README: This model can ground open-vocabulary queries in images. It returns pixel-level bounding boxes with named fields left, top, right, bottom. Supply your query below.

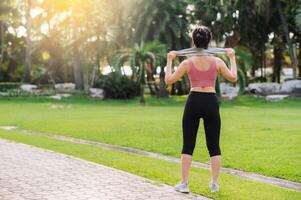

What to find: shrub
left=96, top=72, right=139, bottom=99
left=0, top=89, right=56, bottom=97
left=0, top=82, right=21, bottom=92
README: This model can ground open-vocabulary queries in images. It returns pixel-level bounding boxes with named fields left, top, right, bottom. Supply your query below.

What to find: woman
left=165, top=26, right=237, bottom=193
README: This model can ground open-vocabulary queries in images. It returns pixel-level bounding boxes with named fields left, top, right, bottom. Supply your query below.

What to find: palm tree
left=115, top=42, right=156, bottom=104
left=128, top=0, right=191, bottom=50
left=143, top=41, right=168, bottom=97
left=128, top=0, right=192, bottom=96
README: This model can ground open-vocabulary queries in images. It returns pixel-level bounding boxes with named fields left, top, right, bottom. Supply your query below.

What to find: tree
left=33, top=0, right=118, bottom=89
left=33, top=0, right=70, bottom=83
left=191, top=0, right=269, bottom=78
left=276, top=0, right=297, bottom=78
left=0, top=0, right=12, bottom=74
left=191, top=0, right=237, bottom=44
left=0, top=0, right=25, bottom=82
left=129, top=0, right=191, bottom=50
left=191, top=0, right=300, bottom=82
left=290, top=0, right=301, bottom=77
left=142, top=41, right=168, bottom=97
left=115, top=42, right=156, bottom=104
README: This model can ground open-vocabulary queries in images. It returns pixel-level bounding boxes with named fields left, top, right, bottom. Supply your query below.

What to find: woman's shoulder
left=211, top=56, right=225, bottom=63
left=180, top=58, right=192, bottom=66
left=210, top=56, right=224, bottom=72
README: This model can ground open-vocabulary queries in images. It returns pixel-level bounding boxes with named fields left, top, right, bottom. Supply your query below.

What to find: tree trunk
left=0, top=21, right=4, bottom=74
left=171, top=83, right=176, bottom=95
left=272, top=39, right=283, bottom=83
left=175, top=81, right=184, bottom=95
left=72, top=44, right=83, bottom=90
left=145, top=71, right=153, bottom=95
left=72, top=22, right=83, bottom=89
left=263, top=50, right=267, bottom=80
left=182, top=76, right=190, bottom=94
left=276, top=0, right=297, bottom=78
left=250, top=49, right=260, bottom=78
left=298, top=42, right=301, bottom=78
left=157, top=66, right=168, bottom=97
left=140, top=84, right=145, bottom=104
left=152, top=73, right=159, bottom=92
left=23, top=0, right=32, bottom=83
left=260, top=48, right=264, bottom=78
left=215, top=77, right=221, bottom=97
left=91, top=36, right=102, bottom=87
left=139, top=63, right=146, bottom=104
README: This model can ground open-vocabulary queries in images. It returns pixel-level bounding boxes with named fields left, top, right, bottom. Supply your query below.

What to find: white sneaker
left=174, top=182, right=190, bottom=193
left=209, top=181, right=219, bottom=192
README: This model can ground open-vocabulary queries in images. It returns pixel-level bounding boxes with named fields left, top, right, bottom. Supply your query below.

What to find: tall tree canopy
left=129, top=0, right=191, bottom=50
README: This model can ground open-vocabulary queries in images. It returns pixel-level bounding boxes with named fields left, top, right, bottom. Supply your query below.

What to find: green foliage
left=235, top=46, right=253, bottom=93
left=295, top=0, right=301, bottom=30
left=30, top=64, right=54, bottom=84
left=190, top=0, right=237, bottom=43
left=116, top=43, right=156, bottom=80
left=216, top=46, right=253, bottom=94
left=97, top=72, right=138, bottom=99
left=1, top=0, right=300, bottom=91
left=115, top=42, right=157, bottom=103
left=0, top=89, right=55, bottom=97
left=143, top=40, right=167, bottom=68
left=0, top=82, right=20, bottom=92
left=129, top=0, right=191, bottom=50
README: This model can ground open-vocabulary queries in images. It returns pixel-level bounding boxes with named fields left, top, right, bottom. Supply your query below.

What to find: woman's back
left=187, top=56, right=218, bottom=93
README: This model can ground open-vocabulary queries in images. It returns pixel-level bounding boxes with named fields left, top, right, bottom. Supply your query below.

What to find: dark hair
left=192, top=26, right=212, bottom=49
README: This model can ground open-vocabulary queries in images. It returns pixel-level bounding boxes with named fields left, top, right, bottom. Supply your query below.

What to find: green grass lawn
left=0, top=129, right=300, bottom=200
left=0, top=95, right=300, bottom=183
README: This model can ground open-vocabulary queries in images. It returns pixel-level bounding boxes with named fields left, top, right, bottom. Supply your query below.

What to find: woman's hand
left=167, top=51, right=177, bottom=61
left=226, top=48, right=235, bottom=60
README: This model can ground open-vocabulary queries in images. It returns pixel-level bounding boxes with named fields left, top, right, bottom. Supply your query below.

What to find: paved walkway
left=0, top=138, right=209, bottom=200
left=14, top=127, right=301, bottom=191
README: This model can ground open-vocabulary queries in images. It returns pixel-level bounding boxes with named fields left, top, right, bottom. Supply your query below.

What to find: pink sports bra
left=187, top=59, right=218, bottom=88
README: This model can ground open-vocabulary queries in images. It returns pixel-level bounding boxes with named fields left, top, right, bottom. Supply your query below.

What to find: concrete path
left=0, top=138, right=209, bottom=200
left=14, top=127, right=301, bottom=191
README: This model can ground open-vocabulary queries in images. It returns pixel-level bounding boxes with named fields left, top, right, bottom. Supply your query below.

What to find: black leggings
left=182, top=91, right=221, bottom=157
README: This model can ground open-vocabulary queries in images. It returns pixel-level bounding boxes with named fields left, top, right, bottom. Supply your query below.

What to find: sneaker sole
left=210, top=188, right=219, bottom=193
left=175, top=188, right=190, bottom=194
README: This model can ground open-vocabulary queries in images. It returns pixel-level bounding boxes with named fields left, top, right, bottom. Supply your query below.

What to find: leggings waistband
left=189, top=91, right=217, bottom=96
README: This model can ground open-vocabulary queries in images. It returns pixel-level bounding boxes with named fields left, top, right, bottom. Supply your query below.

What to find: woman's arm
left=165, top=51, right=188, bottom=85
left=217, top=48, right=237, bottom=83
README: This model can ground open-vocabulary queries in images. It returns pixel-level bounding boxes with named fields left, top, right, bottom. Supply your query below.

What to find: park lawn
left=0, top=95, right=300, bottom=182
left=0, top=129, right=300, bottom=200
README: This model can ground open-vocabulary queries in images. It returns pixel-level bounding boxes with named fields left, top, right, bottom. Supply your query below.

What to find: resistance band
left=175, top=47, right=227, bottom=57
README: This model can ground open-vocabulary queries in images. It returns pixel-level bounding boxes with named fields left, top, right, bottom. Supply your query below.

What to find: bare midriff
left=190, top=86, right=216, bottom=93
